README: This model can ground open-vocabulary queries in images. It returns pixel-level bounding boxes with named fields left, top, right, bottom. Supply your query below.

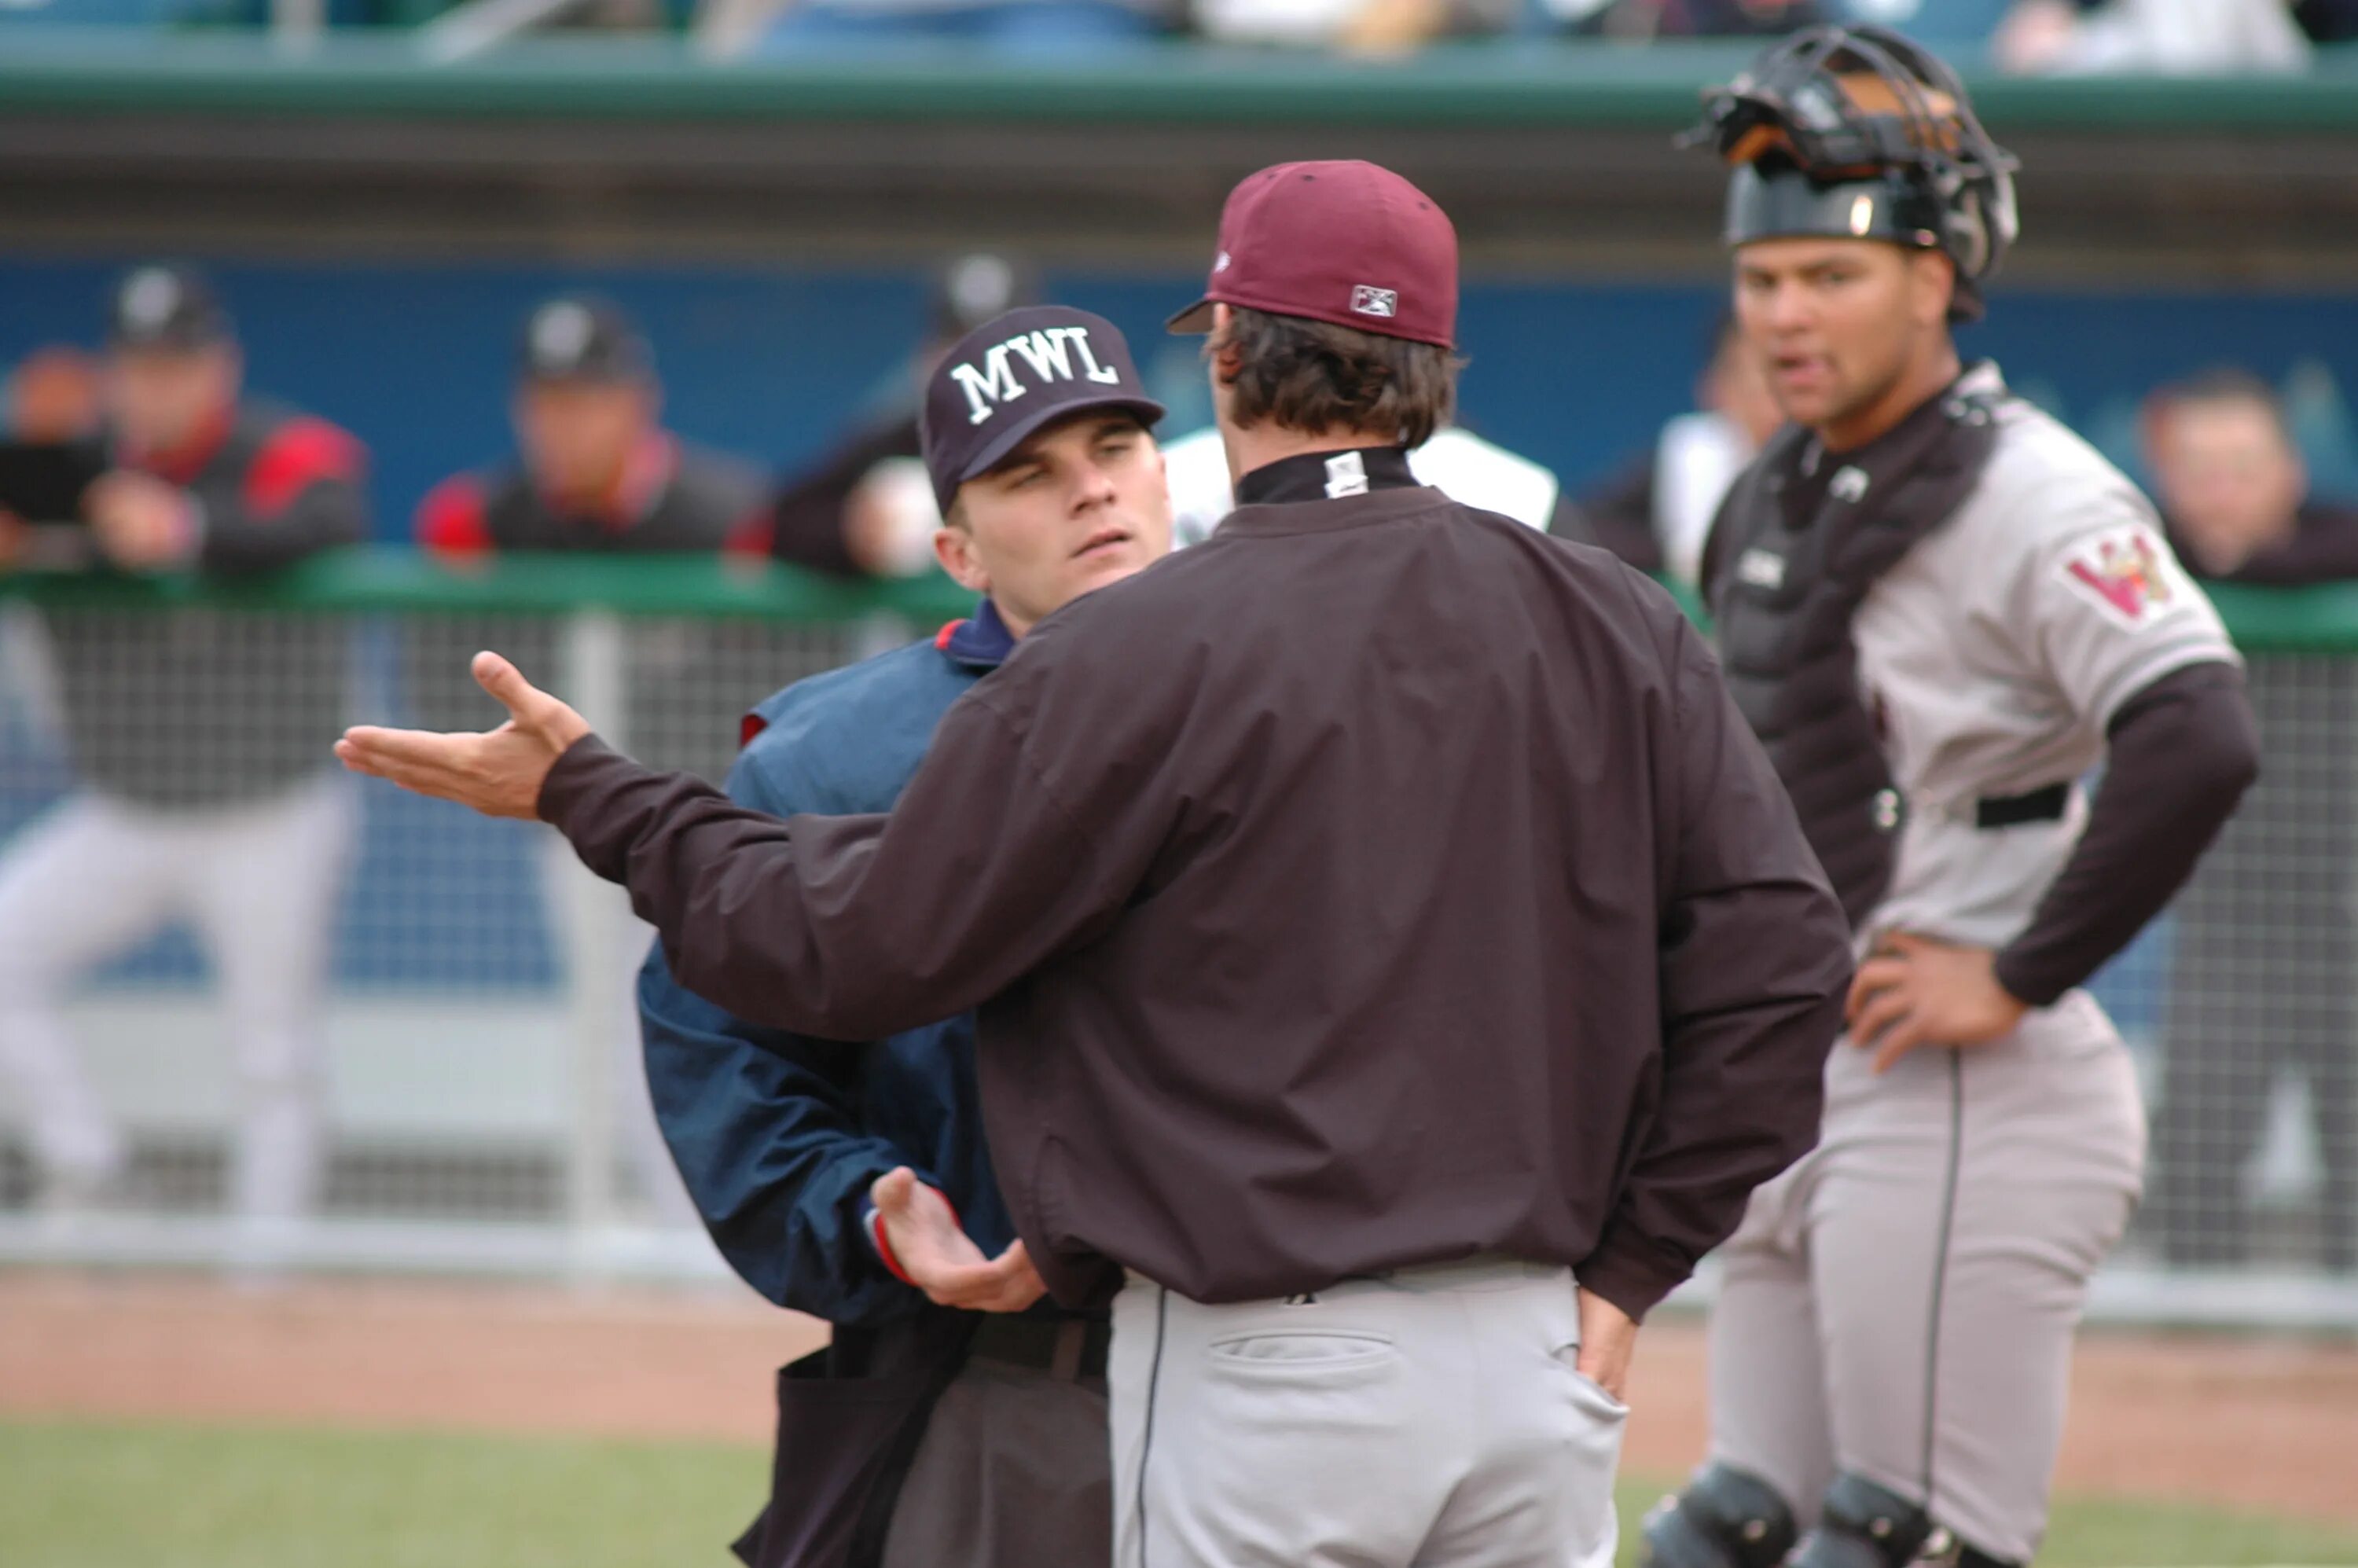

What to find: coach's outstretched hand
left=334, top=652, right=592, bottom=821
left=871, top=1166, right=1049, bottom=1314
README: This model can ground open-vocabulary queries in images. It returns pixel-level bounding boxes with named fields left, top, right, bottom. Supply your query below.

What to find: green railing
left=5, top=34, right=2358, bottom=134
left=0, top=549, right=979, bottom=623
left=3, top=549, right=2354, bottom=653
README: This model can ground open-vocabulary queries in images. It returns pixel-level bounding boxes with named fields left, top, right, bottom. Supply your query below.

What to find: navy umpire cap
left=108, top=265, right=233, bottom=351
left=920, top=305, right=1165, bottom=512
left=519, top=296, right=653, bottom=384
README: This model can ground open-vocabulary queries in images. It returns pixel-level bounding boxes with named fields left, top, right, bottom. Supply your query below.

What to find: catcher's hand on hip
left=1846, top=931, right=2027, bottom=1074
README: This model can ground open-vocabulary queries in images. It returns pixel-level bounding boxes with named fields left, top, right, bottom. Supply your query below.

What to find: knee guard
left=1785, top=1474, right=1949, bottom=1568
left=1638, top=1463, right=1799, bottom=1568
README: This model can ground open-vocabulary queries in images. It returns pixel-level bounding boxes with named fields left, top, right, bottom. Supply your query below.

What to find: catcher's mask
left=1684, top=26, right=2019, bottom=323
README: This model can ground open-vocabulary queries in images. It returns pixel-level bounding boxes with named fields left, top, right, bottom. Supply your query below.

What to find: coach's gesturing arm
left=1577, top=611, right=1855, bottom=1324
left=338, top=646, right=1157, bottom=1042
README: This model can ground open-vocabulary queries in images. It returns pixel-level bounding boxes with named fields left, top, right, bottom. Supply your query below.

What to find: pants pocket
left=1550, top=1344, right=1632, bottom=1421
left=1206, top=1329, right=1398, bottom=1376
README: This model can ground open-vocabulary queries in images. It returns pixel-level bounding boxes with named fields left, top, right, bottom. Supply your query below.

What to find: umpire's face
left=1734, top=236, right=1954, bottom=441
left=935, top=411, right=1171, bottom=637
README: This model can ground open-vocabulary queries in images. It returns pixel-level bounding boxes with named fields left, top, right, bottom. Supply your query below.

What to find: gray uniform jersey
left=1860, top=363, right=2239, bottom=949
left=1704, top=363, right=2231, bottom=1563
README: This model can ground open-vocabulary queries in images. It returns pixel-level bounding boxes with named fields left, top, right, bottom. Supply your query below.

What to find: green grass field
left=4, top=1419, right=2355, bottom=1568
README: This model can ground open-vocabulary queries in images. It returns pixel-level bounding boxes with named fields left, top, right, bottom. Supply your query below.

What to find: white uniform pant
left=0, top=774, right=357, bottom=1218
left=1109, top=1258, right=1625, bottom=1568
left=1705, top=990, right=2147, bottom=1562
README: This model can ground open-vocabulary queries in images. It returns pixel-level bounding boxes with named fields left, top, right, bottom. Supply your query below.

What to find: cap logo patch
left=124, top=269, right=181, bottom=331
left=1849, top=193, right=1876, bottom=236
left=948, top=325, right=1122, bottom=426
left=1324, top=451, right=1369, bottom=499
left=1214, top=251, right=1232, bottom=274
left=1350, top=285, right=1398, bottom=320
left=2060, top=528, right=2180, bottom=628
left=533, top=303, right=594, bottom=364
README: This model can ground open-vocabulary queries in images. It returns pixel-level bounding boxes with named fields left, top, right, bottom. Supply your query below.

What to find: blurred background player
left=0, top=347, right=106, bottom=571
left=1647, top=29, right=2258, bottom=1568
left=0, top=264, right=367, bottom=1228
left=765, top=253, right=1038, bottom=578
left=413, top=293, right=767, bottom=1225
left=637, top=303, right=1170, bottom=1568
left=2141, top=369, right=2358, bottom=1272
left=1556, top=311, right=1782, bottom=583
left=416, top=294, right=768, bottom=564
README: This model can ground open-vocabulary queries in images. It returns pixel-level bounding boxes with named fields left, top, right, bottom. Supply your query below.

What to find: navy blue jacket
left=637, top=603, right=1023, bottom=1324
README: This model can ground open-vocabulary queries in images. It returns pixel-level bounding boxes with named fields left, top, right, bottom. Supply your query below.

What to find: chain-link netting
left=0, top=598, right=903, bottom=1258
left=0, top=594, right=2351, bottom=1315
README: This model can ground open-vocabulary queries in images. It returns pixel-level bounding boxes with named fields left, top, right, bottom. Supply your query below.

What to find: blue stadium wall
left=6, top=256, right=2358, bottom=526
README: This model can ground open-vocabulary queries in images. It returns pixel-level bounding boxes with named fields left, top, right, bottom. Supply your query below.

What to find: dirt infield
left=3, top=1271, right=2354, bottom=1525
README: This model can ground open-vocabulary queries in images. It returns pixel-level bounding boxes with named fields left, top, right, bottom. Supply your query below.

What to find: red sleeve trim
left=739, top=711, right=769, bottom=750
left=870, top=1184, right=960, bottom=1288
left=416, top=474, right=494, bottom=560
left=243, top=417, right=365, bottom=520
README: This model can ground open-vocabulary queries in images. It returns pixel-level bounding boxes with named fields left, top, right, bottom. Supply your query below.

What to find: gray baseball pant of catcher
left=1705, top=991, right=2146, bottom=1562
left=1108, top=1256, right=1626, bottom=1568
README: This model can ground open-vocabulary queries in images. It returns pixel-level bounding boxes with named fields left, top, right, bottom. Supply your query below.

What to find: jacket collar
left=935, top=596, right=1019, bottom=670
left=1234, top=445, right=1421, bottom=507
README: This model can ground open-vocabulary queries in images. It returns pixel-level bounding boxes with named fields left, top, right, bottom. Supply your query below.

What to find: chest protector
left=1704, top=382, right=2002, bottom=928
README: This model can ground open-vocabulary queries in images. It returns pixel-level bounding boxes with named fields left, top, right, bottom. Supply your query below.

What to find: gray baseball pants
left=1705, top=990, right=2147, bottom=1562
left=1108, top=1256, right=1626, bottom=1568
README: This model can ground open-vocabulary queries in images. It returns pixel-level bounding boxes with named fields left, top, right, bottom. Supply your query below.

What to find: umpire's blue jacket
left=636, top=600, right=1035, bottom=1568
left=637, top=603, right=1019, bottom=1320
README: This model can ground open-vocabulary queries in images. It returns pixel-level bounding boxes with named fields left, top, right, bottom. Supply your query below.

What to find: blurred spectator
left=2148, top=367, right=2358, bottom=582
left=1544, top=0, right=1819, bottom=38
left=1159, top=420, right=1567, bottom=544
left=0, top=349, right=108, bottom=569
left=1192, top=0, right=1512, bottom=50
left=699, top=0, right=1156, bottom=57
left=415, top=296, right=766, bottom=563
left=412, top=294, right=766, bottom=1226
left=766, top=253, right=1035, bottom=578
left=0, top=266, right=367, bottom=1234
left=1993, top=0, right=2308, bottom=72
left=6, top=347, right=102, bottom=446
left=1842, top=0, right=2017, bottom=46
left=2142, top=368, right=2358, bottom=1273
left=1555, top=312, right=1782, bottom=583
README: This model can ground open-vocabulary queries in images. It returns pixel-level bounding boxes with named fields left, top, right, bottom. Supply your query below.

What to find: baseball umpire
left=1642, top=28, right=2261, bottom=1568
left=637, top=304, right=1172, bottom=1568
left=340, top=160, right=1854, bottom=1568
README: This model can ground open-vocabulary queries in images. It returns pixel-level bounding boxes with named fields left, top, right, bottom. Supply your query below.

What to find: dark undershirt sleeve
left=1991, top=659, right=2260, bottom=1008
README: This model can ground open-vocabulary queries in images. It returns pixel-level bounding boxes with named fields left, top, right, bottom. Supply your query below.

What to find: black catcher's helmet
left=1684, top=26, right=2019, bottom=321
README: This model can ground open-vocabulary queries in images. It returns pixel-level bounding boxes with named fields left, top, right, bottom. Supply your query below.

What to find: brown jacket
left=542, top=484, right=1851, bottom=1318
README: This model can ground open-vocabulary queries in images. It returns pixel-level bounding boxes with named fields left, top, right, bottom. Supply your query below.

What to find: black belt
left=1974, top=782, right=2071, bottom=830
left=967, top=1316, right=1111, bottom=1382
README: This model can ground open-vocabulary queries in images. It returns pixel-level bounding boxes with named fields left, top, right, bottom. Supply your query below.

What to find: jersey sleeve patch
left=2057, top=527, right=2184, bottom=629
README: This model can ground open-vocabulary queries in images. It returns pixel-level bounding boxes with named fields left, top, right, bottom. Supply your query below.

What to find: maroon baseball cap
left=1167, top=160, right=1458, bottom=349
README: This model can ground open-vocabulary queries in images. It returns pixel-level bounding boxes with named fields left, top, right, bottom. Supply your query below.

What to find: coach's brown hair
left=1211, top=306, right=1460, bottom=450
